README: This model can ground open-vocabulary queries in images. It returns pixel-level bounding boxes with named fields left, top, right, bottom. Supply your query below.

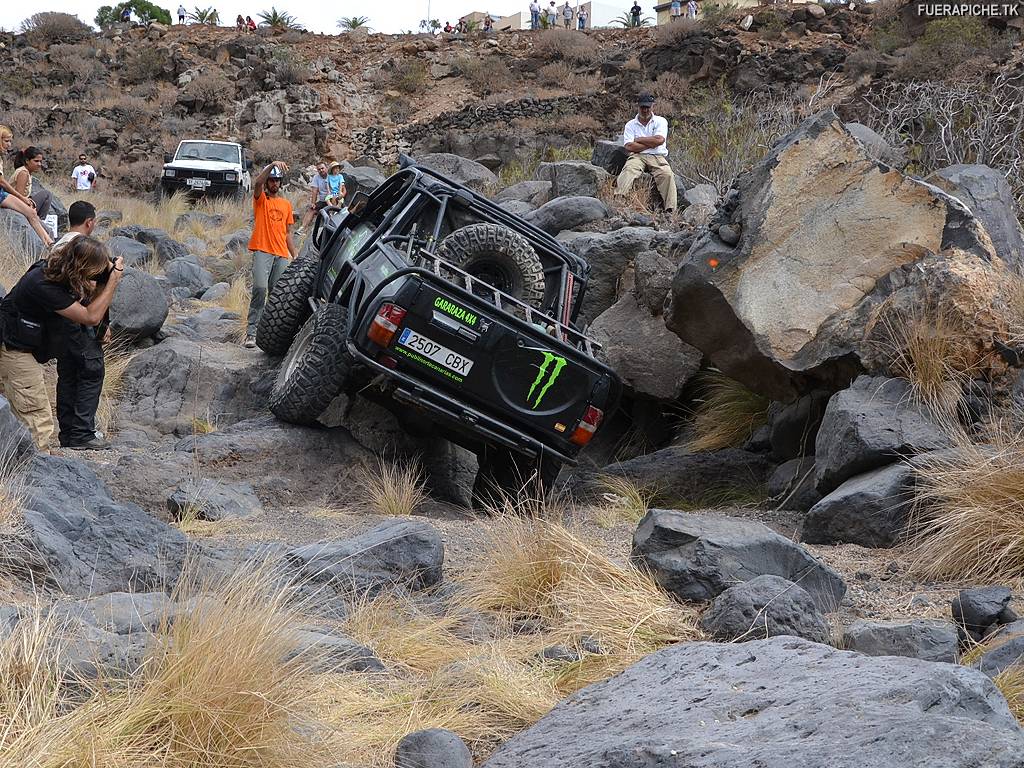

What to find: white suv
left=161, top=140, right=252, bottom=200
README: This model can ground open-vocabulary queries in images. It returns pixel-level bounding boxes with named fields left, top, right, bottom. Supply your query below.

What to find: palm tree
left=258, top=7, right=301, bottom=28
left=337, top=15, right=371, bottom=31
left=189, top=6, right=220, bottom=24
left=610, top=11, right=654, bottom=26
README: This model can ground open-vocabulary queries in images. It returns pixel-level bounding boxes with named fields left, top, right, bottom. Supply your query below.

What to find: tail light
left=570, top=405, right=604, bottom=447
left=368, top=303, right=406, bottom=347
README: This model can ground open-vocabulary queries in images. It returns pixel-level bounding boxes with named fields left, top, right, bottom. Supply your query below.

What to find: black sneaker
left=67, top=437, right=112, bottom=451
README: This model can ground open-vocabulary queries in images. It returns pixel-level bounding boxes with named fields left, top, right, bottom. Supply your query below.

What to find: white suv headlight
left=164, top=169, right=176, bottom=177
left=225, top=173, right=237, bottom=182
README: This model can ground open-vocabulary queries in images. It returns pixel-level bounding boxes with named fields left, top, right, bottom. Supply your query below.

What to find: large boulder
left=3, top=455, right=187, bottom=597
left=571, top=447, right=775, bottom=509
left=928, top=164, right=1024, bottom=273
left=340, top=161, right=387, bottom=197
left=801, top=462, right=914, bottom=548
left=814, top=376, right=952, bottom=493
left=590, top=139, right=628, bottom=175
left=284, top=519, right=444, bottom=594
left=766, top=456, right=820, bottom=512
left=482, top=636, right=1024, bottom=768
left=843, top=619, right=959, bottom=663
left=534, top=161, right=611, bottom=198
left=119, top=338, right=276, bottom=436
left=665, top=112, right=1007, bottom=401
left=632, top=509, right=847, bottom=611
left=970, top=619, right=1024, bottom=677
left=953, top=586, right=1015, bottom=642
left=699, top=574, right=831, bottom=643
left=589, top=279, right=702, bottom=401
left=110, top=267, right=169, bottom=340
left=414, top=153, right=497, bottom=192
left=164, top=257, right=214, bottom=297
left=166, top=477, right=263, bottom=522
left=494, top=180, right=551, bottom=206
left=105, top=235, right=152, bottom=267
left=524, top=195, right=608, bottom=235
left=843, top=122, right=908, bottom=170
left=0, top=208, right=46, bottom=261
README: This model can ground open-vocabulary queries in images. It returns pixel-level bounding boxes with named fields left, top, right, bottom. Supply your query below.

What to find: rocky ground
left=2, top=4, right=1024, bottom=766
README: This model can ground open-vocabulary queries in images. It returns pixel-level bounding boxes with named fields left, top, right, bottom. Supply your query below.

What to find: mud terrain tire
left=436, top=223, right=545, bottom=308
left=256, top=255, right=318, bottom=355
left=268, top=303, right=350, bottom=425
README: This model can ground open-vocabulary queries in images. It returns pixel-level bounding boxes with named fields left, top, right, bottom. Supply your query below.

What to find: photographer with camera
left=0, top=236, right=122, bottom=451
left=52, top=202, right=112, bottom=449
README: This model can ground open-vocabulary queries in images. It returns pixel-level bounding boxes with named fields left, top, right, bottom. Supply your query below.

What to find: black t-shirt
left=2, top=261, right=77, bottom=359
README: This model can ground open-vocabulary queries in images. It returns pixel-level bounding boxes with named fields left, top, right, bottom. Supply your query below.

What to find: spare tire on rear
left=435, top=223, right=545, bottom=309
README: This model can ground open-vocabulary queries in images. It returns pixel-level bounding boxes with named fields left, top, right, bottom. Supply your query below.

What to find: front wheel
left=268, top=303, right=351, bottom=425
left=471, top=446, right=562, bottom=510
left=256, top=255, right=318, bottom=355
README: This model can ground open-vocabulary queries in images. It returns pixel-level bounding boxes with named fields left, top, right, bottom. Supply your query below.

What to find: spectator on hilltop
left=614, top=93, right=677, bottom=214
left=246, top=15, right=257, bottom=31
left=236, top=14, right=246, bottom=30
left=178, top=4, right=187, bottom=23
left=562, top=1, right=573, bottom=27
left=578, top=4, right=588, bottom=27
left=443, top=20, right=454, bottom=32
left=671, top=0, right=681, bottom=20
left=529, top=0, right=541, bottom=28
left=484, top=13, right=493, bottom=31
left=0, top=126, right=53, bottom=248
left=687, top=0, right=698, bottom=17
left=546, top=1, right=558, bottom=27
left=630, top=1, right=642, bottom=25
left=71, top=153, right=97, bottom=193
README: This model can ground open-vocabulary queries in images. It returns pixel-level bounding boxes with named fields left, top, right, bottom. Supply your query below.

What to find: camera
left=94, top=255, right=117, bottom=285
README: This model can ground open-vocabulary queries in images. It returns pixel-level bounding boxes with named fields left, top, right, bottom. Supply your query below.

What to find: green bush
left=702, top=2, right=739, bottom=24
left=95, top=1, right=172, bottom=27
left=896, top=17, right=1005, bottom=79
left=386, top=59, right=428, bottom=95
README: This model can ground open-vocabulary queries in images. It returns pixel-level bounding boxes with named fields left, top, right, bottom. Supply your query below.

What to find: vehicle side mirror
left=245, top=159, right=254, bottom=170
left=164, top=153, right=173, bottom=163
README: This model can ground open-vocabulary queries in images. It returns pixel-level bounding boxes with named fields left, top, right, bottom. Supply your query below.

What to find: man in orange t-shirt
left=245, top=161, right=297, bottom=347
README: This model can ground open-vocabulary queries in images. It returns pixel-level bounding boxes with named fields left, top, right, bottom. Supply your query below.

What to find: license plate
left=398, top=328, right=474, bottom=376
left=187, top=178, right=211, bottom=188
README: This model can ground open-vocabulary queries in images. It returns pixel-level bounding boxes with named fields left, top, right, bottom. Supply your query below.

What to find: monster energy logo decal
left=528, top=352, right=567, bottom=409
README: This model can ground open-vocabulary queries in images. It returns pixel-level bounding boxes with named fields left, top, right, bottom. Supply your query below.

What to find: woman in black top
left=0, top=236, right=123, bottom=450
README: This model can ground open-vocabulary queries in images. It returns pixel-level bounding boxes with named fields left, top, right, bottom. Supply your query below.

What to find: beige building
left=652, top=0, right=809, bottom=25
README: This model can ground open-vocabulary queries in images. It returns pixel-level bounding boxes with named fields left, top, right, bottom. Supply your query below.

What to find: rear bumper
left=347, top=341, right=579, bottom=465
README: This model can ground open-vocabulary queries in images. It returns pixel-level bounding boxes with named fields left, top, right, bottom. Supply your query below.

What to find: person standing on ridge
left=630, top=0, right=642, bottom=25
left=244, top=161, right=296, bottom=348
left=529, top=0, right=541, bottom=28
left=562, top=1, right=574, bottom=28
left=177, top=4, right=187, bottom=23
left=614, top=93, right=677, bottom=214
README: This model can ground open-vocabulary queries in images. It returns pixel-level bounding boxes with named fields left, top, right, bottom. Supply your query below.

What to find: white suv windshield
left=175, top=142, right=240, bottom=164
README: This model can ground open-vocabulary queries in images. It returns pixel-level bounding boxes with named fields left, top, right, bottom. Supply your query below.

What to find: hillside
left=4, top=4, right=1021, bottom=197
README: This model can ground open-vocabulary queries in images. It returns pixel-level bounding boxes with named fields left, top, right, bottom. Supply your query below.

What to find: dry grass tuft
left=910, top=416, right=1024, bottom=581
left=96, top=338, right=135, bottom=435
left=0, top=609, right=65, bottom=752
left=995, top=666, right=1024, bottom=723
left=0, top=229, right=36, bottom=292
left=342, top=593, right=471, bottom=674
left=685, top=371, right=770, bottom=452
left=869, top=299, right=983, bottom=427
left=354, top=458, right=428, bottom=517
left=218, top=274, right=251, bottom=342
left=593, top=474, right=654, bottom=528
left=0, top=442, right=27, bottom=530
left=1, top=564, right=337, bottom=766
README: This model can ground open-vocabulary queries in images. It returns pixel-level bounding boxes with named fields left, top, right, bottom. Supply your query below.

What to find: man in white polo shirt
left=615, top=93, right=677, bottom=213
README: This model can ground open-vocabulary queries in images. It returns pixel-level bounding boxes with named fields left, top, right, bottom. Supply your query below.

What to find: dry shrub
left=559, top=114, right=602, bottom=136
left=909, top=415, right=1024, bottom=581
left=89, top=187, right=191, bottom=234
left=685, top=371, right=771, bottom=452
left=0, top=565, right=336, bottom=766
left=895, top=16, right=1007, bottom=81
left=0, top=229, right=35, bottom=297
left=381, top=59, right=429, bottom=94
left=48, top=42, right=103, bottom=86
left=120, top=47, right=172, bottom=84
left=533, top=28, right=600, bottom=64
left=21, top=12, right=92, bottom=46
left=655, top=17, right=701, bottom=45
left=537, top=61, right=600, bottom=95
left=182, top=72, right=235, bottom=114
left=251, top=136, right=302, bottom=167
left=354, top=458, right=428, bottom=516
left=0, top=609, right=66, bottom=752
left=843, top=48, right=887, bottom=79
left=593, top=474, right=654, bottom=528
left=455, top=56, right=516, bottom=95
left=215, top=275, right=251, bottom=342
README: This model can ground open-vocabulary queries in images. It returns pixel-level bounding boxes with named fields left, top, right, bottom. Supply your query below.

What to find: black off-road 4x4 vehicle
left=256, top=156, right=621, bottom=504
